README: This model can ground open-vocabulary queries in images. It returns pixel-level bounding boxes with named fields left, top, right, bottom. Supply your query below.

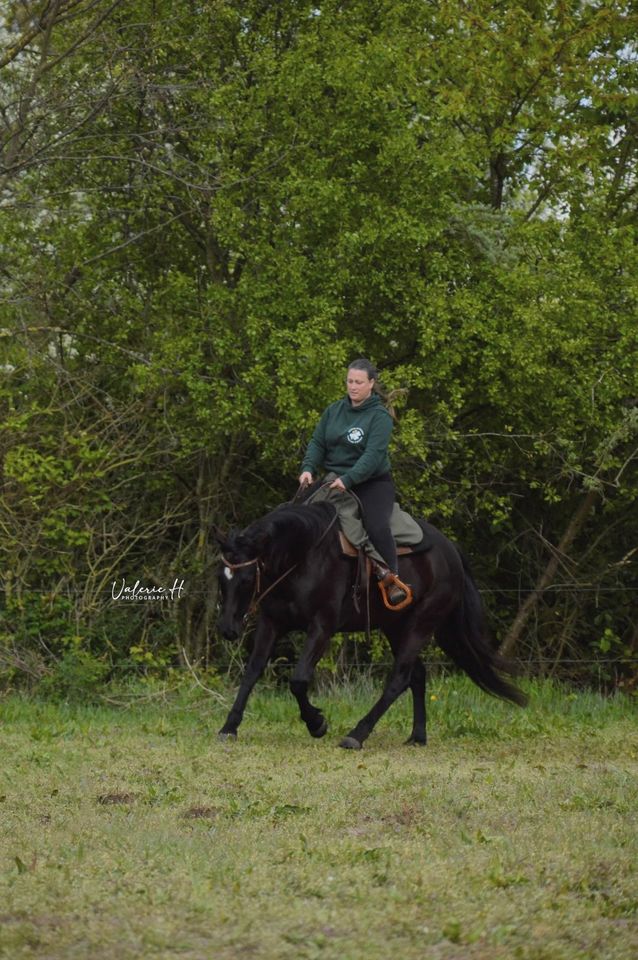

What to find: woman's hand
left=329, top=477, right=346, bottom=492
left=298, top=471, right=314, bottom=487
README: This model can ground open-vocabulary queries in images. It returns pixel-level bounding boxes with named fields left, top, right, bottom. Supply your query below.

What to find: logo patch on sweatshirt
left=346, top=427, right=365, bottom=444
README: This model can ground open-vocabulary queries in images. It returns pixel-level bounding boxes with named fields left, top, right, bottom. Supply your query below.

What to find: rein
left=221, top=511, right=338, bottom=617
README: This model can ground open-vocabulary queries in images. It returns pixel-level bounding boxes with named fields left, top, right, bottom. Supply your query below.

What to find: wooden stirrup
left=377, top=574, right=413, bottom=612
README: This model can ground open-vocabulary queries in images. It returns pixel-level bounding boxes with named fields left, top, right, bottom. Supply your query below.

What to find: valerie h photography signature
left=111, top=577, right=186, bottom=602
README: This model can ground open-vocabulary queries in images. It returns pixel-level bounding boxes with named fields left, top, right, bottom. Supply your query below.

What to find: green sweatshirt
left=301, top=393, right=393, bottom=489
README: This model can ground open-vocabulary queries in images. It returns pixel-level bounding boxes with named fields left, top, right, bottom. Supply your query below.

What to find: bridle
left=220, top=511, right=338, bottom=619
left=219, top=555, right=264, bottom=619
left=219, top=553, right=301, bottom=620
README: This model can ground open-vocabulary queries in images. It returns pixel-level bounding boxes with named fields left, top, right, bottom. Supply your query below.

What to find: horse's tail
left=435, top=550, right=528, bottom=707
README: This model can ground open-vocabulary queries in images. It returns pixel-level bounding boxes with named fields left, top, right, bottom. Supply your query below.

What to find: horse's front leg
left=218, top=617, right=278, bottom=740
left=289, top=618, right=335, bottom=739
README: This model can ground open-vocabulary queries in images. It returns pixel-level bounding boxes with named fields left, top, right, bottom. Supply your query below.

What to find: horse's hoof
left=339, top=736, right=362, bottom=751
left=310, top=717, right=328, bottom=739
left=218, top=731, right=237, bottom=742
left=405, top=736, right=427, bottom=747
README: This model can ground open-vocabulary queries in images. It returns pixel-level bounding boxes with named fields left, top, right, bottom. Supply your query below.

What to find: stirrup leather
left=377, top=573, right=413, bottom=611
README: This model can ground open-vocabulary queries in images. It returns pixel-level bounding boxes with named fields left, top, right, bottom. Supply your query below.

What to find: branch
left=0, top=1, right=111, bottom=70
left=181, top=647, right=227, bottom=703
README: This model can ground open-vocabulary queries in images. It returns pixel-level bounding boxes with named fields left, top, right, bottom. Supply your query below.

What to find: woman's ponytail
left=347, top=358, right=405, bottom=420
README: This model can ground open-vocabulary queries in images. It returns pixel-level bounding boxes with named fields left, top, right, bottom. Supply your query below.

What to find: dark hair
left=347, top=358, right=378, bottom=381
left=347, top=357, right=404, bottom=420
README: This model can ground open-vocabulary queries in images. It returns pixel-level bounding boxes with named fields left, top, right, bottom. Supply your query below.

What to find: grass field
left=0, top=676, right=636, bottom=959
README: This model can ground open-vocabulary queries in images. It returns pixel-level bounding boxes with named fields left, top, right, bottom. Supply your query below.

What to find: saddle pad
left=339, top=520, right=433, bottom=559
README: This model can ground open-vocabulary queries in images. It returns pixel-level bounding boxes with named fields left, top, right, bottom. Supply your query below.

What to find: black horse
left=216, top=501, right=526, bottom=749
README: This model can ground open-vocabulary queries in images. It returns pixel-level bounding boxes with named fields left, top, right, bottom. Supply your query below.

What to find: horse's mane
left=242, top=501, right=336, bottom=571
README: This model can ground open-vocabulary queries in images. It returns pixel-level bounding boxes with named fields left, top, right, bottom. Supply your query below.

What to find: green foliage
left=0, top=0, right=636, bottom=685
left=38, top=648, right=110, bottom=704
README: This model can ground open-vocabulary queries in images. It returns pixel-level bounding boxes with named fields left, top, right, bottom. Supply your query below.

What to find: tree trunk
left=489, top=152, right=507, bottom=209
left=499, top=489, right=599, bottom=658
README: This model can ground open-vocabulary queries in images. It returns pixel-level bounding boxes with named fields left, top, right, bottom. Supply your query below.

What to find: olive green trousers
left=305, top=473, right=423, bottom=565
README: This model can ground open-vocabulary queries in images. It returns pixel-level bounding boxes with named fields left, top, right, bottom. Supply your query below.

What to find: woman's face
left=346, top=368, right=374, bottom=406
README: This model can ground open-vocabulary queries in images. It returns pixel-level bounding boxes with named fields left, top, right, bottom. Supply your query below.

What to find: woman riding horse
left=299, top=358, right=408, bottom=606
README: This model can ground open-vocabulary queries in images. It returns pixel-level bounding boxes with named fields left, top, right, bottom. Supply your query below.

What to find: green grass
left=0, top=676, right=636, bottom=959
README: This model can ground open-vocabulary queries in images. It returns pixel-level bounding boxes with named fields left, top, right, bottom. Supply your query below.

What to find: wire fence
left=1, top=584, right=637, bottom=597
left=2, top=580, right=635, bottom=685
left=265, top=658, right=638, bottom=670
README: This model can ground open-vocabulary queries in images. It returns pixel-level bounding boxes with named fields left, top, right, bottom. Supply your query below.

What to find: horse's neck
left=263, top=507, right=332, bottom=572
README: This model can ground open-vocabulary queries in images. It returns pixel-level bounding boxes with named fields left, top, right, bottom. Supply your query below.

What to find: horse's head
left=215, top=502, right=334, bottom=640
left=215, top=528, right=264, bottom=640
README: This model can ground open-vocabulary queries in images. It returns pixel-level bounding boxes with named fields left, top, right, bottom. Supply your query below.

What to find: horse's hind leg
left=340, top=633, right=425, bottom=750
left=405, top=658, right=427, bottom=746
left=289, top=621, right=334, bottom=738
left=218, top=618, right=278, bottom=740
left=384, top=627, right=427, bottom=746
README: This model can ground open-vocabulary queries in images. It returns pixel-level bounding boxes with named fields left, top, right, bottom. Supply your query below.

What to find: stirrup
left=377, top=572, right=413, bottom=611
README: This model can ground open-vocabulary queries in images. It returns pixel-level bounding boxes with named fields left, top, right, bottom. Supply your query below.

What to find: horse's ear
left=212, top=526, right=228, bottom=549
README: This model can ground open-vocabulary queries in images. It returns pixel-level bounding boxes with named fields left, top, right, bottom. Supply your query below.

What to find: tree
left=1, top=0, right=636, bottom=685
